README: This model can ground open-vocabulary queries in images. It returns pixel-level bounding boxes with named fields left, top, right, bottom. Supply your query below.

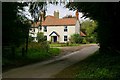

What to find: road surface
left=3, top=44, right=99, bottom=78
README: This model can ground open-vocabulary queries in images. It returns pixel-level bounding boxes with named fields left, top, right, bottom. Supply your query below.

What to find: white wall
left=42, top=25, right=75, bottom=43
left=29, top=25, right=76, bottom=43
left=29, top=28, right=39, bottom=37
left=75, top=20, right=80, bottom=34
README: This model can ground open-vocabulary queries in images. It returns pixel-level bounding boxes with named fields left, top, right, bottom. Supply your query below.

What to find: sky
left=23, top=3, right=89, bottom=22
left=46, top=3, right=89, bottom=22
left=46, top=3, right=82, bottom=18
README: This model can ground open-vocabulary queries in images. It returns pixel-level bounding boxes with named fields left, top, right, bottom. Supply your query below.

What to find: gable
left=49, top=31, right=59, bottom=36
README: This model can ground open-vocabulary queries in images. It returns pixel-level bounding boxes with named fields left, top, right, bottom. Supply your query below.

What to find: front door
left=53, top=36, right=57, bottom=42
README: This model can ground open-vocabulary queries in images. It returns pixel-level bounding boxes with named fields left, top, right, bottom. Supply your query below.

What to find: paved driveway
left=3, top=44, right=99, bottom=78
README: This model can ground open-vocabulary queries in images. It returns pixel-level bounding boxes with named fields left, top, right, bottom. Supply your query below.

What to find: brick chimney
left=76, top=10, right=79, bottom=20
left=54, top=10, right=59, bottom=18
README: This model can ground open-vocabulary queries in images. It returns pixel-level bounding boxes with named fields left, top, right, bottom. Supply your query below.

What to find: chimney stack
left=76, top=10, right=79, bottom=20
left=54, top=10, right=59, bottom=18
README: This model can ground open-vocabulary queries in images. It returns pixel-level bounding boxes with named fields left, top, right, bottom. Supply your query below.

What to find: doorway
left=53, top=36, right=57, bottom=42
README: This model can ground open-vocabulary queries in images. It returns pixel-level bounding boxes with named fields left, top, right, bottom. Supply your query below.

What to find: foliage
left=70, top=34, right=83, bottom=44
left=70, top=20, right=97, bottom=44
left=2, top=2, right=31, bottom=58
left=55, top=51, right=120, bottom=78
left=81, top=20, right=97, bottom=43
left=2, top=1, right=47, bottom=56
left=75, top=51, right=120, bottom=78
left=28, top=36, right=34, bottom=43
left=37, top=32, right=47, bottom=43
left=66, top=2, right=120, bottom=53
left=50, top=43, right=82, bottom=47
left=81, top=20, right=97, bottom=36
left=29, top=41, right=50, bottom=52
left=2, top=2, right=28, bottom=47
left=3, top=42, right=60, bottom=72
left=49, top=48, right=60, bottom=56
left=82, top=37, right=87, bottom=44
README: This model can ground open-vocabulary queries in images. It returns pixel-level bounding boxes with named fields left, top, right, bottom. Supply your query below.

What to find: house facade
left=29, top=10, right=81, bottom=43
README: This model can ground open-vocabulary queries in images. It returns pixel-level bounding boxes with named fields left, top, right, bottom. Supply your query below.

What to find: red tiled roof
left=80, top=31, right=86, bottom=37
left=31, top=16, right=77, bottom=27
left=42, top=16, right=77, bottom=26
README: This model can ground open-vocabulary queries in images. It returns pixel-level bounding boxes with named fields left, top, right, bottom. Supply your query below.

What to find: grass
left=49, top=48, right=61, bottom=56
left=55, top=51, right=120, bottom=79
left=2, top=46, right=60, bottom=72
left=50, top=43, right=82, bottom=47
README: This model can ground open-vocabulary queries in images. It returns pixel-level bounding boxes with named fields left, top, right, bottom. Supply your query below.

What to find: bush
left=28, top=42, right=50, bottom=52
left=82, top=37, right=87, bottom=44
left=37, top=32, right=46, bottom=43
left=24, top=42, right=60, bottom=61
left=28, top=36, right=34, bottom=43
left=3, top=41, right=60, bottom=72
left=85, top=36, right=96, bottom=43
left=70, top=34, right=96, bottom=44
left=70, top=34, right=83, bottom=44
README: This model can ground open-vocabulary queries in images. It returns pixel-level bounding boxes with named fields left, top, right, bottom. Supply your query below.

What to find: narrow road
left=3, top=44, right=99, bottom=78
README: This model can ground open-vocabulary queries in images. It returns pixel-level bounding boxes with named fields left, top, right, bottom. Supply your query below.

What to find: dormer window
left=64, top=26, right=67, bottom=32
left=44, top=26, right=47, bottom=32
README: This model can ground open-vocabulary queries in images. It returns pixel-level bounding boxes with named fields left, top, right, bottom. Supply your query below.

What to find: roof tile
left=31, top=16, right=77, bottom=27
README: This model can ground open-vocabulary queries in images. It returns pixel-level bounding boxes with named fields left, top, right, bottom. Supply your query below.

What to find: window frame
left=44, top=26, right=47, bottom=32
left=64, top=26, right=68, bottom=32
left=64, top=35, right=68, bottom=41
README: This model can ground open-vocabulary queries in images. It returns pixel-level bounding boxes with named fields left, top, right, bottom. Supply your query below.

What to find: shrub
left=85, top=36, right=96, bottom=43
left=37, top=32, right=46, bottom=43
left=70, top=34, right=83, bottom=44
left=28, top=42, right=50, bottom=53
left=82, top=37, right=87, bottom=44
left=28, top=36, right=34, bottom=43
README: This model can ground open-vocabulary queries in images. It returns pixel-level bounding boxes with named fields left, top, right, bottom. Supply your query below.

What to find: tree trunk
left=25, top=27, right=29, bottom=54
left=22, top=47, right=25, bottom=57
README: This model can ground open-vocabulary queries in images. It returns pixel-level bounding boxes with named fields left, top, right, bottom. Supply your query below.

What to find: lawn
left=50, top=43, right=82, bottom=47
left=55, top=51, right=120, bottom=79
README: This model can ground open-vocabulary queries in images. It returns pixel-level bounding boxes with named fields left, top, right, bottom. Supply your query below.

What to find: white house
left=29, top=10, right=81, bottom=43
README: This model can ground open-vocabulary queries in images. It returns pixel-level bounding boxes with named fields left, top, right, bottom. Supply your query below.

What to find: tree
left=81, top=20, right=97, bottom=43
left=81, top=20, right=97, bottom=36
left=2, top=2, right=30, bottom=58
left=66, top=2, right=120, bottom=53
left=2, top=2, right=46, bottom=56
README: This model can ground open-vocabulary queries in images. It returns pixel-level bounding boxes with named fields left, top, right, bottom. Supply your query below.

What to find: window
left=39, top=26, right=42, bottom=30
left=30, top=28, right=32, bottom=31
left=64, top=26, right=67, bottom=32
left=44, top=26, right=47, bottom=32
left=34, top=29, right=35, bottom=32
left=44, top=36, right=47, bottom=41
left=64, top=36, right=67, bottom=41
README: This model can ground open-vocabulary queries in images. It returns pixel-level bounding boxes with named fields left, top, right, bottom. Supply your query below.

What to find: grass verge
left=55, top=51, right=120, bottom=79
left=2, top=47, right=60, bottom=72
left=50, top=43, right=82, bottom=47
